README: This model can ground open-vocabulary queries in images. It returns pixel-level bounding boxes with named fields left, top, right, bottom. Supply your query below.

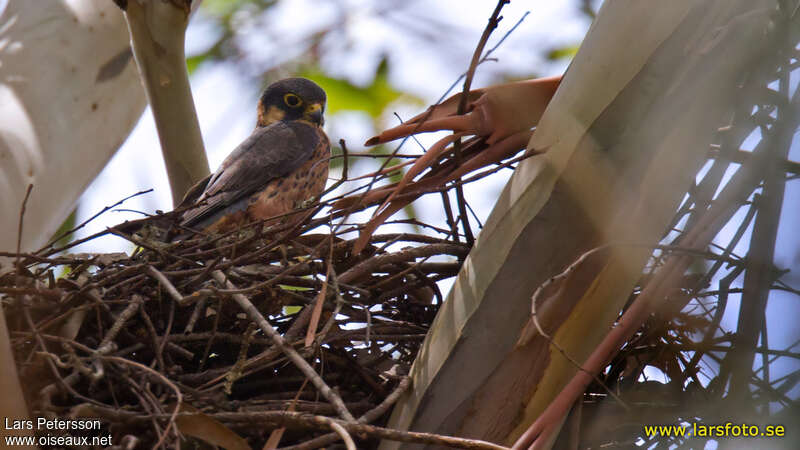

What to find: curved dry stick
left=100, top=356, right=183, bottom=449
left=305, top=261, right=331, bottom=347
left=145, top=266, right=184, bottom=304
left=352, top=198, right=417, bottom=255
left=331, top=184, right=396, bottom=210
left=375, top=132, right=469, bottom=216
left=210, top=270, right=356, bottom=423
left=342, top=243, right=468, bottom=283
left=329, top=421, right=356, bottom=450
left=340, top=132, right=533, bottom=220
left=331, top=137, right=488, bottom=212
left=348, top=159, right=417, bottom=181
left=339, top=130, right=536, bottom=217
left=285, top=377, right=412, bottom=449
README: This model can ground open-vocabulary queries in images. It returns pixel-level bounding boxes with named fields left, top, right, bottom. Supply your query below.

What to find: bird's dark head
left=257, top=78, right=327, bottom=127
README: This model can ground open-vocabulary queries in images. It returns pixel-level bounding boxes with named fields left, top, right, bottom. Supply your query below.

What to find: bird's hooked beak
left=305, top=102, right=325, bottom=126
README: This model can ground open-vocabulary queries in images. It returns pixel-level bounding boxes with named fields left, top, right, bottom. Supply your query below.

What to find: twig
left=275, top=414, right=508, bottom=449
left=210, top=270, right=356, bottom=422
left=138, top=303, right=166, bottom=372
left=328, top=421, right=356, bottom=450
left=41, top=189, right=153, bottom=252
left=146, top=266, right=184, bottom=304
left=305, top=248, right=332, bottom=347
left=451, top=0, right=510, bottom=246
left=339, top=243, right=469, bottom=284
left=97, top=296, right=143, bottom=354
left=166, top=410, right=511, bottom=450
left=524, top=245, right=629, bottom=410
left=225, top=322, right=257, bottom=394
left=319, top=139, right=350, bottom=198
left=284, top=376, right=413, bottom=449
left=513, top=98, right=787, bottom=447
left=100, top=356, right=183, bottom=449
left=16, top=183, right=33, bottom=272
left=183, top=294, right=207, bottom=333
left=457, top=0, right=509, bottom=114
left=22, top=307, right=105, bottom=408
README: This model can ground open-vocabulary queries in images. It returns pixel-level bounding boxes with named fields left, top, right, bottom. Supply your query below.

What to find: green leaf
left=546, top=45, right=580, bottom=61
left=49, top=208, right=77, bottom=248
left=202, top=0, right=275, bottom=18
left=186, top=54, right=210, bottom=75
left=278, top=284, right=312, bottom=292
left=300, top=58, right=422, bottom=118
left=283, top=305, right=302, bottom=315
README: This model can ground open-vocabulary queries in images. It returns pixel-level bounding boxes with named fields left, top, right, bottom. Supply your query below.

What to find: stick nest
left=2, top=186, right=472, bottom=448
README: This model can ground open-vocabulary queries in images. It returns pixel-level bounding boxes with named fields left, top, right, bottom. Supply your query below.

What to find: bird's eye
left=283, top=93, right=302, bottom=108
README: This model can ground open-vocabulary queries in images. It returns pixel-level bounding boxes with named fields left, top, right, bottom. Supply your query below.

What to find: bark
left=380, top=0, right=777, bottom=448
left=122, top=0, right=210, bottom=205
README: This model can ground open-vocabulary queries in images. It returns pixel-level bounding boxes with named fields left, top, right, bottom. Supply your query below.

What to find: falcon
left=177, top=78, right=330, bottom=236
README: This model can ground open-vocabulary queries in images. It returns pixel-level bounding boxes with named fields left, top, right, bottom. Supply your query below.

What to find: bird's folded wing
left=177, top=173, right=213, bottom=208
left=180, top=121, right=320, bottom=229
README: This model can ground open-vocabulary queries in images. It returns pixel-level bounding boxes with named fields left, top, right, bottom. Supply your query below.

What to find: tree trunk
left=381, top=0, right=777, bottom=447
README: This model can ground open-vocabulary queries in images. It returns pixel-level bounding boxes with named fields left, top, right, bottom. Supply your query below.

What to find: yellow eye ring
left=283, top=93, right=302, bottom=108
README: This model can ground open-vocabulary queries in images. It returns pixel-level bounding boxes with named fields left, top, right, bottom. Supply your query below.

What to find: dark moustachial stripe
left=178, top=78, right=330, bottom=236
